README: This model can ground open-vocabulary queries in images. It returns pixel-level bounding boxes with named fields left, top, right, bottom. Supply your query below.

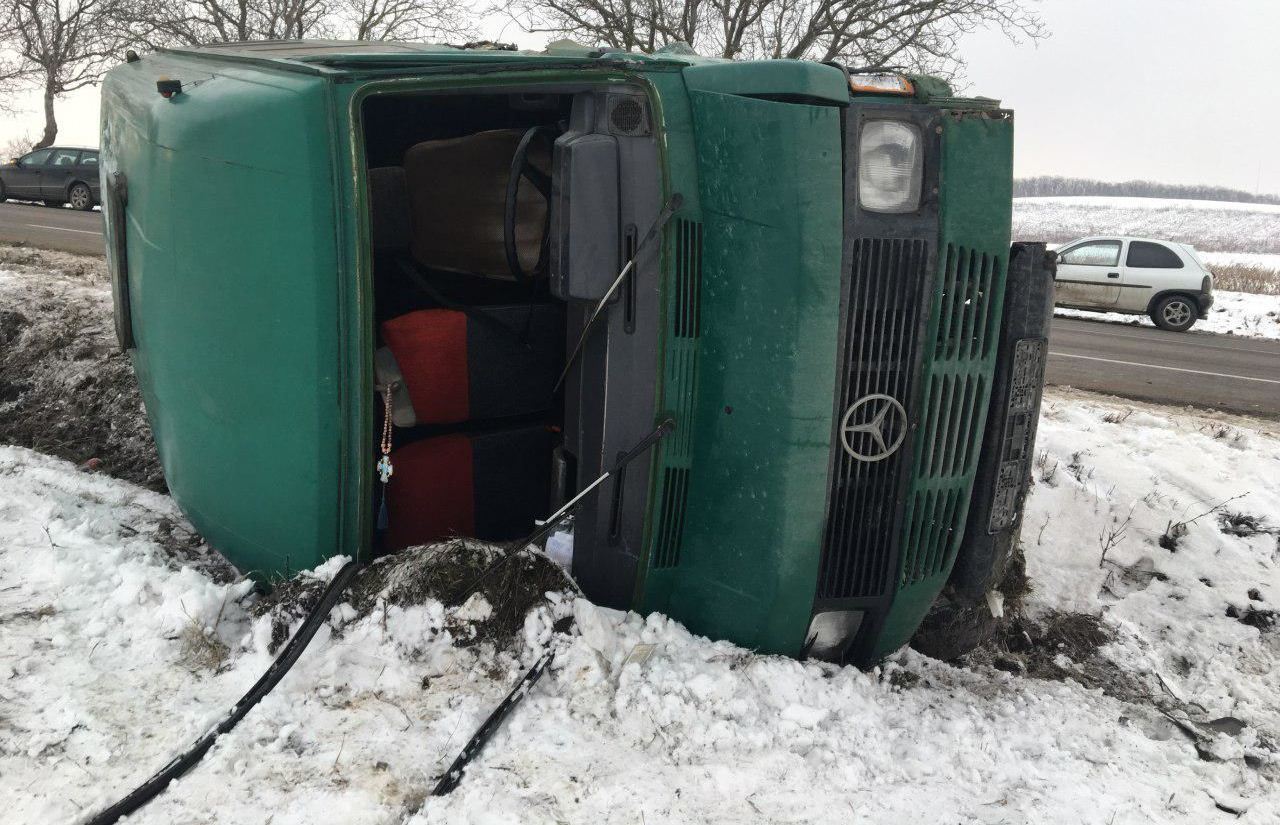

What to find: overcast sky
left=2, top=0, right=1277, bottom=195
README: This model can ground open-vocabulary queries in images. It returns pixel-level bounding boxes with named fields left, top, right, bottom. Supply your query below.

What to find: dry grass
left=179, top=617, right=231, bottom=671
left=1211, top=263, right=1280, bottom=295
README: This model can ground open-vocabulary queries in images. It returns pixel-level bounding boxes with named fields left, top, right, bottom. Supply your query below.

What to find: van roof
left=159, top=39, right=699, bottom=74
left=153, top=41, right=980, bottom=108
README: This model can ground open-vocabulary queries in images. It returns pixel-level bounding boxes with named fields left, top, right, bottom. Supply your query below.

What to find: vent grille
left=935, top=246, right=1000, bottom=360
left=673, top=219, right=703, bottom=338
left=652, top=467, right=690, bottom=567
left=819, top=238, right=930, bottom=599
left=649, top=218, right=704, bottom=570
left=897, top=243, right=1006, bottom=587
left=608, top=96, right=649, bottom=136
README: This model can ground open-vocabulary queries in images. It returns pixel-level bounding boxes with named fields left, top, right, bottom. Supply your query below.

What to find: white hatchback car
left=1053, top=236, right=1214, bottom=331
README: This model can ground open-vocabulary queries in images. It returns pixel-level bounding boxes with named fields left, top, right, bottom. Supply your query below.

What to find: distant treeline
left=1014, top=176, right=1280, bottom=205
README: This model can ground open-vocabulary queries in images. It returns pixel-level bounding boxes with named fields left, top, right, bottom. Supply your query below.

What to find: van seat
left=380, top=303, right=563, bottom=426
left=401, top=129, right=550, bottom=281
left=385, top=425, right=553, bottom=549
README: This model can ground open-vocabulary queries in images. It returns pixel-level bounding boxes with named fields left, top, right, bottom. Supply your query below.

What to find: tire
left=1150, top=294, right=1198, bottom=332
left=68, top=182, right=93, bottom=211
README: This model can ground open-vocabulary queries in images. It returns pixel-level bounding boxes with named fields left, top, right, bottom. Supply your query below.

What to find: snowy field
left=1014, top=196, right=1280, bottom=256
left=1055, top=289, right=1280, bottom=340
left=2, top=388, right=1278, bottom=824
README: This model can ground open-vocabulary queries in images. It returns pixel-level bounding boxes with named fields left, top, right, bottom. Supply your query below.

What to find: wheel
left=68, top=182, right=93, bottom=211
left=1150, top=294, right=1198, bottom=332
left=503, top=125, right=556, bottom=283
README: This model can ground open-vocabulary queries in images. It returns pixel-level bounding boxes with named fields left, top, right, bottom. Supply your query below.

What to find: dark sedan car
left=0, top=146, right=101, bottom=210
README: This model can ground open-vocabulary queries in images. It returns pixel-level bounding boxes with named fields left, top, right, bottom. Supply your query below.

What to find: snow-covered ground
left=1055, top=289, right=1280, bottom=340
left=3, top=388, right=1278, bottom=824
left=1014, top=196, right=1280, bottom=255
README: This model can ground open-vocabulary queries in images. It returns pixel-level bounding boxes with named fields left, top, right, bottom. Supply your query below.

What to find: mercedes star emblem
left=840, top=393, right=907, bottom=462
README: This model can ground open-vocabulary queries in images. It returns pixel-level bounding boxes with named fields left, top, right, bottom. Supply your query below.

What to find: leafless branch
left=497, top=0, right=1045, bottom=75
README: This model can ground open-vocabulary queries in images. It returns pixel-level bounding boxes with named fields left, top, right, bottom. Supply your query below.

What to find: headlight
left=858, top=120, right=922, bottom=213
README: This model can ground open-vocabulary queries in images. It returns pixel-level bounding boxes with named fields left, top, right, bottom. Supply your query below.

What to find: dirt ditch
left=0, top=246, right=164, bottom=491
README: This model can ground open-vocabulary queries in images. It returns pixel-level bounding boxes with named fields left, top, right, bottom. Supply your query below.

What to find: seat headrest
left=367, top=166, right=410, bottom=253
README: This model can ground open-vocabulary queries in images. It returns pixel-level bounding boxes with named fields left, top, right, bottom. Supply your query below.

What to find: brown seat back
left=403, top=129, right=550, bottom=281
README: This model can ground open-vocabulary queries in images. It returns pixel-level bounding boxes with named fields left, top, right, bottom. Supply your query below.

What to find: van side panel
left=102, top=59, right=343, bottom=578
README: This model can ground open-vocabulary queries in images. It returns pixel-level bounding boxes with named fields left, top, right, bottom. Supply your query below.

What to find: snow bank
left=1054, top=290, right=1280, bottom=340
left=3, top=389, right=1279, bottom=823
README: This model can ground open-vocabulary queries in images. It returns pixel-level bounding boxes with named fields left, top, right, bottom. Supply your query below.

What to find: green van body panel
left=102, top=57, right=346, bottom=579
left=102, top=42, right=1020, bottom=664
left=682, top=59, right=851, bottom=104
left=637, top=87, right=843, bottom=655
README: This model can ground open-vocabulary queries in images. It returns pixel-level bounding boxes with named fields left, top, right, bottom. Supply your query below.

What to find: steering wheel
left=504, top=125, right=555, bottom=284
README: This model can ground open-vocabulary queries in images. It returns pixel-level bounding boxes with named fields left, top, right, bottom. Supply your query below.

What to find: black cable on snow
left=431, top=644, right=558, bottom=796
left=86, top=420, right=674, bottom=817
left=84, top=560, right=363, bottom=825
left=428, top=419, right=675, bottom=798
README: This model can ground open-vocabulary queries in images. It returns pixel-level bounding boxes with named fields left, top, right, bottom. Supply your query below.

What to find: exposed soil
left=254, top=539, right=575, bottom=653
left=910, top=540, right=1031, bottom=661
left=0, top=246, right=164, bottom=491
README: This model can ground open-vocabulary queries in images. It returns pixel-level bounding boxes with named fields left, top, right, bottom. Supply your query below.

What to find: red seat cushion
left=381, top=305, right=563, bottom=426
left=385, top=426, right=553, bottom=550
left=386, top=434, right=475, bottom=549
left=382, top=309, right=470, bottom=424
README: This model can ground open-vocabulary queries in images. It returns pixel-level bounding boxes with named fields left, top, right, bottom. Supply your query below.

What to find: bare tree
left=0, top=0, right=133, bottom=148
left=124, top=0, right=332, bottom=46
left=502, top=0, right=1045, bottom=78
left=0, top=130, right=36, bottom=157
left=125, top=0, right=476, bottom=46
left=341, top=0, right=473, bottom=40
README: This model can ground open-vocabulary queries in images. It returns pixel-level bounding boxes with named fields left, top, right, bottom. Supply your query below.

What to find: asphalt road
left=2, top=200, right=1277, bottom=417
left=0, top=201, right=104, bottom=256
left=1047, top=317, right=1280, bottom=419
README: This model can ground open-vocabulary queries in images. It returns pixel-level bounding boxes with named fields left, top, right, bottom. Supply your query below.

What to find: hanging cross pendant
left=377, top=454, right=394, bottom=484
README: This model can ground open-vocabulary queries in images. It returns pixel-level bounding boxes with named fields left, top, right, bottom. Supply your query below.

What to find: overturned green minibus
left=101, top=40, right=1053, bottom=666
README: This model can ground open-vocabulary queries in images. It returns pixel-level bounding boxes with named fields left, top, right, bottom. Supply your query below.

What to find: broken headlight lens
left=858, top=120, right=922, bottom=213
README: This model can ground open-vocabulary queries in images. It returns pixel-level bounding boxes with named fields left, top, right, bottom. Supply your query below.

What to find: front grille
left=935, top=245, right=1000, bottom=360
left=898, top=244, right=1005, bottom=586
left=819, top=238, right=931, bottom=599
